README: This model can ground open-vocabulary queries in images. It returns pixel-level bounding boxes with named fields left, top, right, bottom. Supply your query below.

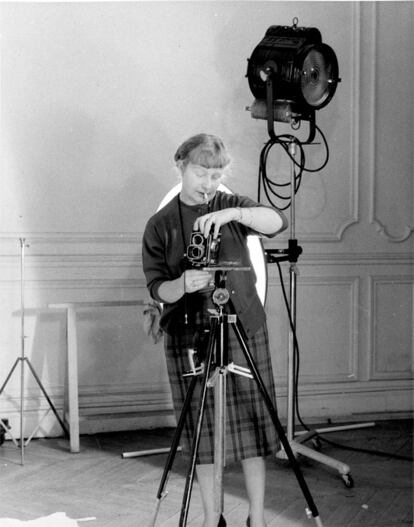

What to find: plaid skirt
left=164, top=313, right=280, bottom=465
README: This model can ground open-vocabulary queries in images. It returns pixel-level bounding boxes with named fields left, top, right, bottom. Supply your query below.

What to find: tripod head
left=212, top=269, right=230, bottom=308
left=208, top=266, right=251, bottom=310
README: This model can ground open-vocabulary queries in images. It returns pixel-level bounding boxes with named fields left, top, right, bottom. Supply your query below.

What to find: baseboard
left=0, top=379, right=412, bottom=439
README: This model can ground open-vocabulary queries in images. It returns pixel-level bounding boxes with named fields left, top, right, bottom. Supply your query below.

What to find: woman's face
left=179, top=162, right=224, bottom=205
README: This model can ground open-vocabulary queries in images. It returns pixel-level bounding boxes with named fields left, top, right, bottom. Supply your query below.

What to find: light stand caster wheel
left=342, top=473, right=354, bottom=488
left=312, top=437, right=322, bottom=451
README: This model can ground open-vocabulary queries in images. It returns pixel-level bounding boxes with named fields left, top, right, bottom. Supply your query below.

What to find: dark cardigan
left=142, top=191, right=276, bottom=338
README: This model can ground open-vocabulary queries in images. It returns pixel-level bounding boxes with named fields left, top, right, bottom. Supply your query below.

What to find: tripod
left=149, top=269, right=323, bottom=527
left=0, top=238, right=68, bottom=465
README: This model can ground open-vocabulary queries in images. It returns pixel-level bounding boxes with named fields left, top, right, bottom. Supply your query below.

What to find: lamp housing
left=247, top=23, right=340, bottom=123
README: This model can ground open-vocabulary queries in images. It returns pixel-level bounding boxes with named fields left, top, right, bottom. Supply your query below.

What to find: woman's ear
left=176, top=160, right=184, bottom=173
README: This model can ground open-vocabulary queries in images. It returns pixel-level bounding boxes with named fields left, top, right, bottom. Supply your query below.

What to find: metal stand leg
left=148, top=319, right=217, bottom=527
left=179, top=317, right=218, bottom=527
left=0, top=356, right=69, bottom=467
left=149, top=315, right=228, bottom=527
left=147, top=374, right=199, bottom=527
left=232, top=319, right=323, bottom=525
left=24, top=357, right=69, bottom=437
left=0, top=239, right=68, bottom=465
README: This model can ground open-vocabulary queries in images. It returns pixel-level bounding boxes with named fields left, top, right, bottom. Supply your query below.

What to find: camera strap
left=177, top=194, right=212, bottom=325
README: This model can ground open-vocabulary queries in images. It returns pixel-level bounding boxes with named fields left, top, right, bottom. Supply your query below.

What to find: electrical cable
left=258, top=124, right=330, bottom=211
left=316, top=434, right=414, bottom=462
left=274, top=261, right=414, bottom=463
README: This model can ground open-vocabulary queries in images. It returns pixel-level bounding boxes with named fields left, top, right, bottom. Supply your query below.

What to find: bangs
left=188, top=145, right=230, bottom=169
left=174, top=133, right=231, bottom=169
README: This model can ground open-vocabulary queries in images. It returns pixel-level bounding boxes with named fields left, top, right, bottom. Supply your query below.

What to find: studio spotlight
left=246, top=18, right=340, bottom=138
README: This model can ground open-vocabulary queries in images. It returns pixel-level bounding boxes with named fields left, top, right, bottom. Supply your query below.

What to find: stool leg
left=67, top=307, right=80, bottom=453
left=63, top=328, right=69, bottom=435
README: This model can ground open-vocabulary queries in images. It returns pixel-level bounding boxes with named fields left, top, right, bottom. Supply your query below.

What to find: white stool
left=48, top=301, right=144, bottom=453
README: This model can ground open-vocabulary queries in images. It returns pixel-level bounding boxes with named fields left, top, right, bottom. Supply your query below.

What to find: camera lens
left=192, top=233, right=204, bottom=246
left=188, top=245, right=204, bottom=260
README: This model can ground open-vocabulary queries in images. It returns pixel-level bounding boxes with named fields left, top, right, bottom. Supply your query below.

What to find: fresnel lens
left=246, top=18, right=340, bottom=140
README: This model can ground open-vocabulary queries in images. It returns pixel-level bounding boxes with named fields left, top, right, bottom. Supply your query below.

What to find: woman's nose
left=202, top=176, right=215, bottom=191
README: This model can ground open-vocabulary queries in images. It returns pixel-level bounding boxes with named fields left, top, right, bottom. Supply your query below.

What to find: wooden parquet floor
left=0, top=419, right=412, bottom=527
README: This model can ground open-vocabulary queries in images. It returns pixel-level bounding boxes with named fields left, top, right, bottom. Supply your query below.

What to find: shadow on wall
left=8, top=297, right=167, bottom=435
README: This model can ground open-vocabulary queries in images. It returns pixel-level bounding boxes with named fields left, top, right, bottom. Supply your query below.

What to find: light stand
left=0, top=238, right=68, bottom=465
left=148, top=269, right=324, bottom=527
left=246, top=21, right=375, bottom=487
left=266, top=143, right=364, bottom=488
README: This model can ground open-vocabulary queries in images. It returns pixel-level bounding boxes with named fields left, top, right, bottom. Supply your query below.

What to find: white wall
left=0, top=1, right=412, bottom=438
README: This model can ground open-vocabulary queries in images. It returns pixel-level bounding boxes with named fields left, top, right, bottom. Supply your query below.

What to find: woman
left=142, top=134, right=287, bottom=527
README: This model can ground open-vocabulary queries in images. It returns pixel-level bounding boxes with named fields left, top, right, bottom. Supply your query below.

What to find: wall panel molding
left=368, top=2, right=414, bottom=243
left=267, top=275, right=360, bottom=384
left=368, top=275, right=414, bottom=380
left=337, top=0, right=361, bottom=243
left=0, top=233, right=141, bottom=259
left=1, top=234, right=413, bottom=269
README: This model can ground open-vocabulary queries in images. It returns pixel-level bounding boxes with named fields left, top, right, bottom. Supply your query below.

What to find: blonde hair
left=174, top=133, right=231, bottom=169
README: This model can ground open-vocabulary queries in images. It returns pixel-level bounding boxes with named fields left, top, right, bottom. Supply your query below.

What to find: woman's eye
left=194, top=169, right=222, bottom=180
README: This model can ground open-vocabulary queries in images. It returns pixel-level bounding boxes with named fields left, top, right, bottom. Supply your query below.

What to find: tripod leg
left=213, top=313, right=228, bottom=520
left=232, top=322, right=322, bottom=524
left=213, top=367, right=225, bottom=520
left=0, top=358, right=20, bottom=395
left=179, top=317, right=218, bottom=527
left=24, top=358, right=69, bottom=437
left=148, top=374, right=198, bottom=527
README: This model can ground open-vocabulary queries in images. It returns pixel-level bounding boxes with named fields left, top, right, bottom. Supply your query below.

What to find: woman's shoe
left=218, top=514, right=226, bottom=527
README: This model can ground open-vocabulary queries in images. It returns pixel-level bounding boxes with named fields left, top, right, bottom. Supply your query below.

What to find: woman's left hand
left=194, top=208, right=238, bottom=238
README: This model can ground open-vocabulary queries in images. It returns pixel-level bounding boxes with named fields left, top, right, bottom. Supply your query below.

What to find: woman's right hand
left=157, top=269, right=215, bottom=303
left=184, top=269, right=214, bottom=293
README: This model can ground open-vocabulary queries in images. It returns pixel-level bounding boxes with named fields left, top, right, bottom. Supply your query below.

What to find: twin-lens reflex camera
left=186, top=230, right=221, bottom=268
